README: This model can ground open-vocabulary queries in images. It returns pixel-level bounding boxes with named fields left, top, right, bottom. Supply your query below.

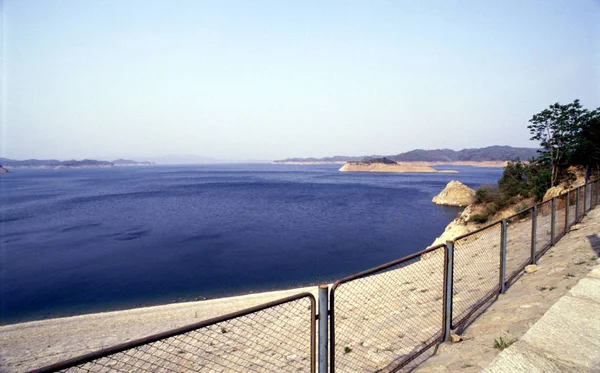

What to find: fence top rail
left=504, top=206, right=534, bottom=221
left=452, top=220, right=501, bottom=242
left=331, top=243, right=445, bottom=292
left=29, top=292, right=316, bottom=373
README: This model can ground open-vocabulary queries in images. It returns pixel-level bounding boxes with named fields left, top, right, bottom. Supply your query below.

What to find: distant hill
left=111, top=159, right=154, bottom=166
left=145, top=154, right=219, bottom=164
left=0, top=158, right=153, bottom=168
left=275, top=146, right=539, bottom=163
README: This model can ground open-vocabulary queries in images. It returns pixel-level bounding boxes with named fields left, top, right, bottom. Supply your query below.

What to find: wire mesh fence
left=504, top=208, right=533, bottom=285
left=535, top=199, right=553, bottom=258
left=554, top=194, right=567, bottom=241
left=578, top=186, right=585, bottom=221
left=34, top=294, right=316, bottom=373
left=330, top=245, right=446, bottom=373
left=451, top=222, right=501, bottom=329
left=567, top=190, right=577, bottom=229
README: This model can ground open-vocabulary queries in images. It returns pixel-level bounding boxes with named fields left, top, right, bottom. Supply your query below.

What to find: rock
left=450, top=334, right=462, bottom=343
left=542, top=173, right=586, bottom=201
left=0, top=165, right=7, bottom=173
left=570, top=224, right=583, bottom=231
left=525, top=265, right=538, bottom=274
left=432, top=181, right=476, bottom=207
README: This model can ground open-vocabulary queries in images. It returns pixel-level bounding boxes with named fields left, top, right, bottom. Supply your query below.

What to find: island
left=0, top=158, right=154, bottom=169
left=339, top=158, right=458, bottom=173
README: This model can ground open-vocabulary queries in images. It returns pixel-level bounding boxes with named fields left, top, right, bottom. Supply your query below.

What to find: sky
left=2, top=0, right=599, bottom=161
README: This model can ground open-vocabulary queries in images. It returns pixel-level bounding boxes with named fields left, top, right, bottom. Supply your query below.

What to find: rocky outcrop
left=543, top=180, right=586, bottom=201
left=432, top=180, right=475, bottom=207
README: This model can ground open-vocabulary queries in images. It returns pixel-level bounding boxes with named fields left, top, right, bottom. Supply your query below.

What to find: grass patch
left=493, top=335, right=517, bottom=350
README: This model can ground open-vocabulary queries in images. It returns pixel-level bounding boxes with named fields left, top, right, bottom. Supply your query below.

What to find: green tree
left=571, top=110, right=600, bottom=178
left=528, top=99, right=590, bottom=186
left=498, top=159, right=529, bottom=198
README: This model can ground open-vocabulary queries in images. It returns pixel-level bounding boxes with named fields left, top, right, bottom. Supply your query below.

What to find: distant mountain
left=275, top=146, right=539, bottom=163
left=111, top=159, right=154, bottom=166
left=0, top=158, right=153, bottom=168
left=145, top=154, right=219, bottom=164
left=389, top=146, right=539, bottom=162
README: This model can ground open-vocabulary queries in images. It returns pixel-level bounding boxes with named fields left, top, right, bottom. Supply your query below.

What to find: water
left=0, top=164, right=503, bottom=324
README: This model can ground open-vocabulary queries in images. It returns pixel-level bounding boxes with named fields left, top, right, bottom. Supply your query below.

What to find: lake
left=0, top=164, right=503, bottom=324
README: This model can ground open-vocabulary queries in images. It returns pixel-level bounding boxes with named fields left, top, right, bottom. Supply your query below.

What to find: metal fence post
left=575, top=187, right=580, bottom=222
left=584, top=183, right=588, bottom=213
left=443, top=241, right=454, bottom=341
left=565, top=191, right=570, bottom=231
left=318, top=285, right=328, bottom=373
left=531, top=205, right=537, bottom=264
left=550, top=198, right=556, bottom=246
left=500, top=220, right=507, bottom=293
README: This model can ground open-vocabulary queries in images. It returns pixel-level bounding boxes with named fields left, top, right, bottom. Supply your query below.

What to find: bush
left=475, top=186, right=489, bottom=203
left=499, top=160, right=529, bottom=198
left=470, top=214, right=489, bottom=223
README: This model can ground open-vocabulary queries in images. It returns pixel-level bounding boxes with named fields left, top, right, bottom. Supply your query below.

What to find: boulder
left=525, top=265, right=538, bottom=274
left=432, top=180, right=476, bottom=207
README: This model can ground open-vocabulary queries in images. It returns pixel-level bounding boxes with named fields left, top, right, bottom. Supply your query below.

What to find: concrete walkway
left=483, top=261, right=600, bottom=372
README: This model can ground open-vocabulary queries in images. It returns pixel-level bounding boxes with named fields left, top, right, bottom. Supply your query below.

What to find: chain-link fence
left=504, top=208, right=533, bottom=286
left=330, top=245, right=446, bottom=373
left=33, top=293, right=316, bottom=373
left=578, top=186, right=585, bottom=221
left=535, top=199, right=553, bottom=258
left=567, top=189, right=577, bottom=229
left=451, top=222, right=501, bottom=329
left=554, top=193, right=567, bottom=241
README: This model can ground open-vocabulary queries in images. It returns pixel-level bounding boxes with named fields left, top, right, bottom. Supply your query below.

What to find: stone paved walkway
left=483, top=260, right=600, bottom=372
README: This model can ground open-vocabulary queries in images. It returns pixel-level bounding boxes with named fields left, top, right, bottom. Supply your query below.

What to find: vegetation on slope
left=470, top=99, right=600, bottom=223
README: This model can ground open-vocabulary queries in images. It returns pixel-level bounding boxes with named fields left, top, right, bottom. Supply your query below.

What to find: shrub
left=499, top=159, right=529, bottom=198
left=475, top=186, right=489, bottom=203
left=470, top=214, right=489, bottom=223
left=475, top=185, right=502, bottom=204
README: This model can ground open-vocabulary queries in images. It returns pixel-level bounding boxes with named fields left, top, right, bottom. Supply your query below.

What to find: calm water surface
left=0, top=164, right=503, bottom=324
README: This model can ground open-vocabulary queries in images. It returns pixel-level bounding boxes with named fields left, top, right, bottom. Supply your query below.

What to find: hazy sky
left=2, top=1, right=599, bottom=161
